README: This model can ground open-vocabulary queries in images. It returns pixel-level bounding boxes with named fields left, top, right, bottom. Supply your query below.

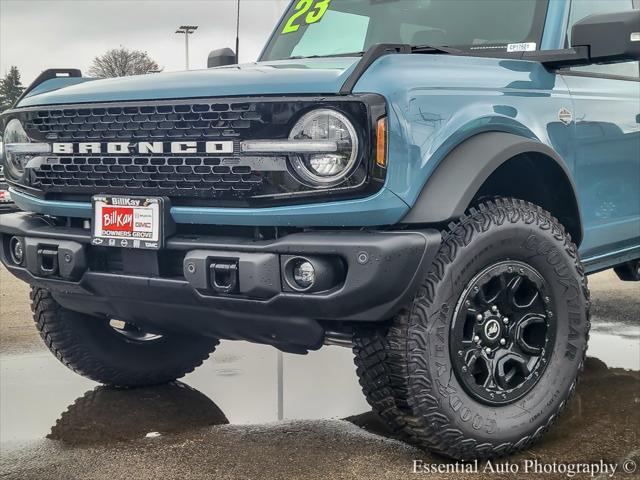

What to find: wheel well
left=472, top=152, right=583, bottom=245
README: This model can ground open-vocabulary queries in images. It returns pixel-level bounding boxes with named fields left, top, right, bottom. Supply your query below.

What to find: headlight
left=289, top=109, right=358, bottom=187
left=2, top=119, right=50, bottom=181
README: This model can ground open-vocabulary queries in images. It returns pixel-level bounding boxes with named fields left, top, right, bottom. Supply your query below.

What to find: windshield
left=262, top=0, right=549, bottom=60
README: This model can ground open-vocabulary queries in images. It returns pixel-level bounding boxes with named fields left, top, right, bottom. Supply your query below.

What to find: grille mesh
left=30, top=156, right=269, bottom=197
left=23, top=101, right=272, bottom=199
left=23, top=102, right=262, bottom=141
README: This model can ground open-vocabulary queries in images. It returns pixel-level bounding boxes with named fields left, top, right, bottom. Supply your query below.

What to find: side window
left=567, top=0, right=639, bottom=79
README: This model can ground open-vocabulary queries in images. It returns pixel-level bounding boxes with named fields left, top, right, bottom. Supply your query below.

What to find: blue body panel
left=353, top=54, right=575, bottom=209
left=23, top=77, right=95, bottom=99
left=6, top=0, right=640, bottom=270
left=10, top=187, right=410, bottom=227
left=560, top=75, right=640, bottom=260
left=17, top=58, right=360, bottom=107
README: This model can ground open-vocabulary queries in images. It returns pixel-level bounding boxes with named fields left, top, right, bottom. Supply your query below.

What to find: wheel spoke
left=495, top=361, right=513, bottom=387
left=466, top=352, right=491, bottom=388
left=495, top=351, right=531, bottom=390
left=491, top=273, right=509, bottom=305
left=515, top=314, right=547, bottom=355
left=475, top=288, right=490, bottom=310
left=506, top=275, right=523, bottom=308
left=483, top=356, right=496, bottom=388
left=507, top=275, right=540, bottom=310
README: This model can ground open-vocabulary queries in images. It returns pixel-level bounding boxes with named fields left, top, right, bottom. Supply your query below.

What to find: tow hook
left=37, top=247, right=59, bottom=276
left=210, top=261, right=239, bottom=294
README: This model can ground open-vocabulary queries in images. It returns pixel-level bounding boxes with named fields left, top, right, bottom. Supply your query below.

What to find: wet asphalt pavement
left=0, top=266, right=638, bottom=479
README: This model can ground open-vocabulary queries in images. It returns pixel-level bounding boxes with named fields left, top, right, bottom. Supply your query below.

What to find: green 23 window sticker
left=282, top=0, right=331, bottom=34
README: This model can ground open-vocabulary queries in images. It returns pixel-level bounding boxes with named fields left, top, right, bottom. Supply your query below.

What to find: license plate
left=92, top=196, right=164, bottom=250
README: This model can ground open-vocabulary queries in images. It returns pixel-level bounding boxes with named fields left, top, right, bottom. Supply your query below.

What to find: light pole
left=235, top=0, right=241, bottom=63
left=175, top=25, right=198, bottom=70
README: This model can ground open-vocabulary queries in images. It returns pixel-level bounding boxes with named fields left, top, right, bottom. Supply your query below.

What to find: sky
left=0, top=0, right=291, bottom=86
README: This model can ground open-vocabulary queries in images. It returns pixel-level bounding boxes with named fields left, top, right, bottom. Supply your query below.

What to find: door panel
left=563, top=75, right=640, bottom=259
left=563, top=0, right=640, bottom=260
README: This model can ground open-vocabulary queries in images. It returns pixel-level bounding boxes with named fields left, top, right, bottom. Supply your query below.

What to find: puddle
left=0, top=269, right=638, bottom=452
left=46, top=382, right=229, bottom=446
left=587, top=327, right=639, bottom=369
left=0, top=342, right=369, bottom=448
left=1, top=323, right=638, bottom=450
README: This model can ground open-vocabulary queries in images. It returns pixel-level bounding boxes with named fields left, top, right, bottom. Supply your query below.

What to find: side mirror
left=571, top=10, right=640, bottom=64
left=207, top=48, right=237, bottom=68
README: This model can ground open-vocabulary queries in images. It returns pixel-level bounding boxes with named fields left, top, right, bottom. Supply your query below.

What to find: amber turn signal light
left=376, top=117, right=387, bottom=168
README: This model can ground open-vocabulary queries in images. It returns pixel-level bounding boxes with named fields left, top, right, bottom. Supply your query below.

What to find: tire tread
left=30, top=287, right=218, bottom=387
left=353, top=197, right=590, bottom=459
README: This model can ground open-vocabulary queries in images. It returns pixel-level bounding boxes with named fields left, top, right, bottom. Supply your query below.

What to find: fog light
left=9, top=237, right=24, bottom=265
left=282, top=255, right=344, bottom=293
left=292, top=260, right=315, bottom=290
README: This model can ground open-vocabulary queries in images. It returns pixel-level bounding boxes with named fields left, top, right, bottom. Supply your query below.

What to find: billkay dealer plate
left=92, top=196, right=167, bottom=250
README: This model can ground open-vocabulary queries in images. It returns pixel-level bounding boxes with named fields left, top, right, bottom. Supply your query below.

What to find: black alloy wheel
left=450, top=261, right=556, bottom=405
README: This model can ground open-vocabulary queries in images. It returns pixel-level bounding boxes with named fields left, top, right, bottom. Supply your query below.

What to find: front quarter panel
left=353, top=54, right=575, bottom=209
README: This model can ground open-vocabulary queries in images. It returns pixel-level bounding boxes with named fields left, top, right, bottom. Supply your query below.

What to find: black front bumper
left=0, top=213, right=441, bottom=352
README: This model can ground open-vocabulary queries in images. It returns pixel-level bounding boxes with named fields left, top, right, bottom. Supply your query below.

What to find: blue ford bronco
left=1, top=0, right=639, bottom=459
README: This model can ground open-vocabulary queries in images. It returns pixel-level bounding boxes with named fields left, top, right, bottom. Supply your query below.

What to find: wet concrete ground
left=0, top=266, right=638, bottom=479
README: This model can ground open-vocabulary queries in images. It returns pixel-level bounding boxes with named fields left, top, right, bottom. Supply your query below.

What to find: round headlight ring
left=289, top=109, right=359, bottom=187
left=3, top=119, right=30, bottom=180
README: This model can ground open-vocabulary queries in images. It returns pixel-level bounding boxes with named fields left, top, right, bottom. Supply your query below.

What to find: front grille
left=23, top=101, right=262, bottom=141
left=9, top=96, right=385, bottom=206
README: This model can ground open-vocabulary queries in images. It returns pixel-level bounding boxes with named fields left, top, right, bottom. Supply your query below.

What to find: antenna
left=235, top=0, right=241, bottom=63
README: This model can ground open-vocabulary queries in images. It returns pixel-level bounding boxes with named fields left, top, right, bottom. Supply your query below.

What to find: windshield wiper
left=287, top=51, right=367, bottom=60
left=286, top=45, right=462, bottom=61
left=287, top=54, right=327, bottom=60
left=410, top=44, right=465, bottom=55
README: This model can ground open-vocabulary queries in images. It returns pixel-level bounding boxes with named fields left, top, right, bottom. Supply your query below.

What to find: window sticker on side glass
left=282, top=0, right=331, bottom=34
left=507, top=42, right=537, bottom=52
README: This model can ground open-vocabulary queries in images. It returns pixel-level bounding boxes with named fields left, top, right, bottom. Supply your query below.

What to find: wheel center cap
left=483, top=319, right=501, bottom=342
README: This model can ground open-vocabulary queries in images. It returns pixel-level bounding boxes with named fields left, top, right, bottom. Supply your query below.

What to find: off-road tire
left=31, top=287, right=219, bottom=387
left=353, top=198, right=590, bottom=459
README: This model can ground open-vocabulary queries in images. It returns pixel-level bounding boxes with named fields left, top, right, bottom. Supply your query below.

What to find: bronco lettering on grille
left=51, top=141, right=235, bottom=155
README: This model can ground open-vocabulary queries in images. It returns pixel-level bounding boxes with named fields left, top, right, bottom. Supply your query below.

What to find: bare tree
left=88, top=47, right=161, bottom=78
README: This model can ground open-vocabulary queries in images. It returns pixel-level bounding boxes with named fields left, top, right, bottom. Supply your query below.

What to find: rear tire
left=613, top=259, right=640, bottom=281
left=31, top=287, right=219, bottom=387
left=353, top=198, right=590, bottom=459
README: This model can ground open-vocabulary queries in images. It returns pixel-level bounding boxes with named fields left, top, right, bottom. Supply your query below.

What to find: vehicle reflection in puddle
left=0, top=272, right=638, bottom=451
left=46, top=382, right=229, bottom=446
left=1, top=327, right=637, bottom=451
left=0, top=341, right=370, bottom=448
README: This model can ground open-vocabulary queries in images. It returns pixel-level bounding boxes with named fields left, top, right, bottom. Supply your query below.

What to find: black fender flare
left=401, top=132, right=583, bottom=242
